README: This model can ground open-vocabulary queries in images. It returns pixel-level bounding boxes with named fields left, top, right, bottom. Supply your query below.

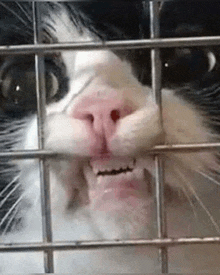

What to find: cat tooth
left=121, top=163, right=127, bottom=170
left=98, top=166, right=107, bottom=173
left=93, top=164, right=104, bottom=174
left=90, top=157, right=135, bottom=176
left=129, top=159, right=136, bottom=169
left=92, top=166, right=99, bottom=175
left=128, top=161, right=132, bottom=169
left=111, top=159, right=122, bottom=170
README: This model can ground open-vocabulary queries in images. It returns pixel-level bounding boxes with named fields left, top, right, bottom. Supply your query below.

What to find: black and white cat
left=1, top=1, right=220, bottom=273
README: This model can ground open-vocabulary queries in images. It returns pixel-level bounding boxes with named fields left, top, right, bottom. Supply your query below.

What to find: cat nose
left=72, top=97, right=134, bottom=139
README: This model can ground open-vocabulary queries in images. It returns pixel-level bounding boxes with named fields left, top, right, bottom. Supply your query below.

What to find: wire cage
left=1, top=0, right=220, bottom=273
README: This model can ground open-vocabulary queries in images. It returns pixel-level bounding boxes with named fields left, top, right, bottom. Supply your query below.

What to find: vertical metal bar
left=32, top=2, right=54, bottom=273
left=149, top=1, right=168, bottom=273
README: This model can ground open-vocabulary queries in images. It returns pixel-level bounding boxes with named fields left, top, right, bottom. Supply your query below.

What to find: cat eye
left=1, top=66, right=36, bottom=104
left=162, top=48, right=218, bottom=85
left=1, top=64, right=59, bottom=101
left=0, top=58, right=68, bottom=117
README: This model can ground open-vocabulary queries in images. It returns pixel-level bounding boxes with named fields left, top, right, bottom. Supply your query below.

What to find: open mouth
left=88, top=157, right=148, bottom=201
left=85, top=157, right=152, bottom=215
left=59, top=156, right=153, bottom=213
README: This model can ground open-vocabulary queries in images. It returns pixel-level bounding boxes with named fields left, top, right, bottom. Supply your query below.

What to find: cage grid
left=1, top=0, right=220, bottom=273
left=150, top=2, right=168, bottom=273
left=33, top=2, right=54, bottom=272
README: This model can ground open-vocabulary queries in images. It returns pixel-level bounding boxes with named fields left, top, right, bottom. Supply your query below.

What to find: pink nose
left=72, top=97, right=134, bottom=139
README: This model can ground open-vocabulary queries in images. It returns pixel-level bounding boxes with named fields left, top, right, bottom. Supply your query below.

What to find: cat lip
left=91, top=186, right=144, bottom=204
left=90, top=176, right=149, bottom=207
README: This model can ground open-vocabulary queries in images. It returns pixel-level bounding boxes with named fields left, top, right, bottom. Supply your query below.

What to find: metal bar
left=150, top=1, right=168, bottom=273
left=0, top=142, right=220, bottom=160
left=1, top=36, right=220, bottom=55
left=33, top=2, right=54, bottom=273
left=0, top=150, right=58, bottom=160
left=1, top=236, right=220, bottom=253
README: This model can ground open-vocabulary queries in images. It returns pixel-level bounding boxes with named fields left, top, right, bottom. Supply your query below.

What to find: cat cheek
left=64, top=163, right=90, bottom=209
left=110, top=105, right=162, bottom=155
left=45, top=114, right=92, bottom=156
left=65, top=185, right=90, bottom=210
left=50, top=159, right=90, bottom=210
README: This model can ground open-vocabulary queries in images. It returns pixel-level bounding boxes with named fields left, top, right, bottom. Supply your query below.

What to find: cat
left=1, top=1, right=220, bottom=273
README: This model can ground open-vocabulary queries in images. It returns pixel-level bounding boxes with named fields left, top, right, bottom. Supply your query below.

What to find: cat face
left=43, top=2, right=220, bottom=238
left=1, top=1, right=220, bottom=272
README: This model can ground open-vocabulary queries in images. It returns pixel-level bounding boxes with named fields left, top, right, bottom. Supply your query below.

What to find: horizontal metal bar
left=1, top=36, right=220, bottom=55
left=5, top=0, right=143, bottom=2
left=1, top=236, right=220, bottom=253
left=0, top=143, right=220, bottom=160
left=151, top=142, right=220, bottom=153
left=0, top=150, right=58, bottom=160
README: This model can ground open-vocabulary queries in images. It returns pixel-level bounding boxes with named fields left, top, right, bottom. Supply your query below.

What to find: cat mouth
left=87, top=157, right=150, bottom=208
left=63, top=156, right=152, bottom=211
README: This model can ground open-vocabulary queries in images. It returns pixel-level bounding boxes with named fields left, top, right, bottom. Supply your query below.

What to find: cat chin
left=48, top=155, right=153, bottom=238
left=89, top=197, right=153, bottom=240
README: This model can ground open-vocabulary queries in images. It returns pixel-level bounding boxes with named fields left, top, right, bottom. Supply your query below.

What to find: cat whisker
left=0, top=2, right=32, bottom=31
left=187, top=184, right=220, bottom=233
left=1, top=205, right=20, bottom=236
left=165, top=159, right=199, bottom=215
left=0, top=179, right=21, bottom=209
left=173, top=166, right=220, bottom=234
left=0, top=194, right=24, bottom=230
left=0, top=174, right=20, bottom=198
left=0, top=168, right=18, bottom=175
left=196, top=170, right=220, bottom=187
left=177, top=177, right=199, bottom=220
left=15, top=2, right=32, bottom=24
